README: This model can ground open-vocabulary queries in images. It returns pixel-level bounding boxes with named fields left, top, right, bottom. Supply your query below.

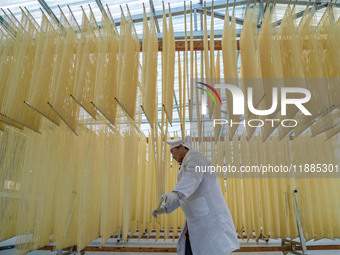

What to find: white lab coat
left=167, top=150, right=240, bottom=255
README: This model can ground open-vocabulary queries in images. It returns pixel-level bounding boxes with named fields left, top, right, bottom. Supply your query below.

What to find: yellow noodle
left=93, top=14, right=119, bottom=125
left=72, top=10, right=98, bottom=119
left=116, top=10, right=140, bottom=120
left=49, top=9, right=80, bottom=134
left=0, top=127, right=27, bottom=241
left=221, top=6, right=240, bottom=140
left=141, top=7, right=158, bottom=128
left=27, top=12, right=60, bottom=125
left=2, top=11, right=41, bottom=132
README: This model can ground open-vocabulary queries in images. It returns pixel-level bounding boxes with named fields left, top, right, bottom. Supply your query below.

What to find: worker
left=152, top=136, right=240, bottom=255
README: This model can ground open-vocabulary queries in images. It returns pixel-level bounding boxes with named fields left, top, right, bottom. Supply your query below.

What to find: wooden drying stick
left=156, top=197, right=166, bottom=212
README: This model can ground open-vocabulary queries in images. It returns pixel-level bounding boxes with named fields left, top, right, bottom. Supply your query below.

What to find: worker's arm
left=172, top=162, right=204, bottom=201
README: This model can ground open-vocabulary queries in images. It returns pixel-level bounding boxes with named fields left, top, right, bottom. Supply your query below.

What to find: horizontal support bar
left=137, top=29, right=245, bottom=40
left=154, top=39, right=240, bottom=51
left=0, top=245, right=15, bottom=251
left=38, top=245, right=340, bottom=253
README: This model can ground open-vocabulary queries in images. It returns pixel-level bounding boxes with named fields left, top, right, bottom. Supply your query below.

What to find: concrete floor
left=1, top=237, right=340, bottom=255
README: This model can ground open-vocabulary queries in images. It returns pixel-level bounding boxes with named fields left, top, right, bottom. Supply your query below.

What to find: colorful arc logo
left=196, top=82, right=222, bottom=106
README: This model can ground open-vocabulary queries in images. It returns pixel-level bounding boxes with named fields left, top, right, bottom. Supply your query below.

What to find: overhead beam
left=217, top=9, right=261, bottom=29
left=0, top=15, right=16, bottom=37
left=173, top=92, right=181, bottom=123
left=37, top=0, right=60, bottom=24
left=196, top=8, right=262, bottom=28
left=95, top=0, right=108, bottom=19
left=103, top=0, right=340, bottom=28
left=68, top=0, right=339, bottom=34
left=199, top=0, right=203, bottom=30
left=109, top=0, right=249, bottom=27
left=258, top=0, right=265, bottom=25
left=149, top=0, right=160, bottom=33
left=194, top=8, right=198, bottom=31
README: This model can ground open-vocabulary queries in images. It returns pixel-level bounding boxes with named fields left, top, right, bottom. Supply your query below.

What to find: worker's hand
left=152, top=205, right=166, bottom=219
left=160, top=192, right=180, bottom=213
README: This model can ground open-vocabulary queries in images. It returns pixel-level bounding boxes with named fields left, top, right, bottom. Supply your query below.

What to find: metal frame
left=37, top=0, right=60, bottom=24
left=196, top=8, right=262, bottom=28
left=256, top=231, right=269, bottom=243
left=281, top=189, right=308, bottom=255
left=95, top=0, right=108, bottom=19
left=194, top=8, right=198, bottom=31
left=1, top=0, right=339, bottom=33
left=53, top=0, right=335, bottom=39
left=276, top=0, right=339, bottom=7
left=258, top=0, right=265, bottom=25
left=0, top=245, right=15, bottom=251
left=102, top=0, right=340, bottom=27
left=116, top=227, right=122, bottom=244
left=0, top=15, right=16, bottom=37
left=109, top=0, right=249, bottom=27
left=173, top=91, right=181, bottom=123
left=149, top=0, right=160, bottom=33
left=56, top=246, right=76, bottom=255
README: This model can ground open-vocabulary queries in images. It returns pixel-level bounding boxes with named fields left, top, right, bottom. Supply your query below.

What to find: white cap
left=166, top=136, right=192, bottom=150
